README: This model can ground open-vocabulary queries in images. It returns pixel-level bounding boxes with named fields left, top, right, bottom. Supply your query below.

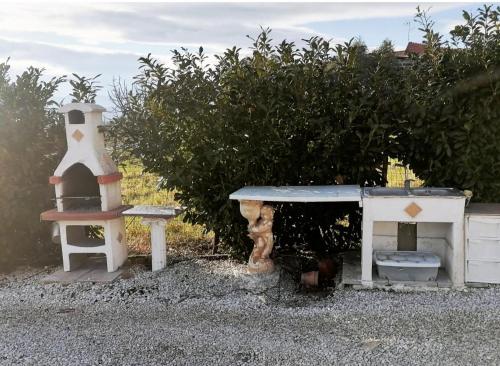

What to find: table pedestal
left=239, top=200, right=275, bottom=274
left=142, top=218, right=168, bottom=271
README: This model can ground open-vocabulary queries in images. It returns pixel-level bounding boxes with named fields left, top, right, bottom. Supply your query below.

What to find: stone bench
left=122, top=205, right=183, bottom=271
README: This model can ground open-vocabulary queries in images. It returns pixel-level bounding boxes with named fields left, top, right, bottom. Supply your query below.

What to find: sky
left=0, top=2, right=489, bottom=110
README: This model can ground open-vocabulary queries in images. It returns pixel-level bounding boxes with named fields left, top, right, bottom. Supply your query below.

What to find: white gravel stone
left=0, top=257, right=499, bottom=365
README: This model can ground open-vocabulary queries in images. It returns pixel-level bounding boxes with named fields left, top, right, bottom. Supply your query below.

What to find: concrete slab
left=77, top=267, right=123, bottom=283
left=341, top=252, right=362, bottom=285
left=41, top=268, right=93, bottom=283
left=41, top=258, right=123, bottom=284
left=464, top=281, right=490, bottom=288
left=436, top=268, right=453, bottom=288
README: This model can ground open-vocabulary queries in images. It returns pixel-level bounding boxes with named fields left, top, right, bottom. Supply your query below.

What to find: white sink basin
left=410, top=188, right=463, bottom=197
left=364, top=188, right=409, bottom=196
left=364, top=187, right=464, bottom=197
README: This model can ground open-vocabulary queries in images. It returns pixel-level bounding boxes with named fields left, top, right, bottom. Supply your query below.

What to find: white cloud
left=0, top=2, right=465, bottom=108
left=0, top=37, right=141, bottom=108
left=8, top=58, right=71, bottom=78
left=0, top=3, right=458, bottom=48
left=440, top=18, right=465, bottom=34
left=0, top=38, right=139, bottom=76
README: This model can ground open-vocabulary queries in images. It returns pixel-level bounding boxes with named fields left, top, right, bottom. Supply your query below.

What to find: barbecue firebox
left=41, top=103, right=130, bottom=272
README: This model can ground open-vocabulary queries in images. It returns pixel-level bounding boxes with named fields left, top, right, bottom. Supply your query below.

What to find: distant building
left=395, top=42, right=425, bottom=66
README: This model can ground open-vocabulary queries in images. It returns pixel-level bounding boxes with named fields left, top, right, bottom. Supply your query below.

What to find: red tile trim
left=40, top=205, right=133, bottom=221
left=49, top=176, right=62, bottom=184
left=97, top=172, right=123, bottom=185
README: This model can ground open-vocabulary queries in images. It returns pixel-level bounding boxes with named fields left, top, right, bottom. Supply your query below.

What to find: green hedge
left=0, top=63, right=66, bottom=270
left=109, top=32, right=407, bottom=257
left=401, top=5, right=500, bottom=202
left=110, top=6, right=499, bottom=258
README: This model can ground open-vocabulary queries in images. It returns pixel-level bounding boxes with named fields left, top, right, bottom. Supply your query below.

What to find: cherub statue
left=248, top=205, right=275, bottom=273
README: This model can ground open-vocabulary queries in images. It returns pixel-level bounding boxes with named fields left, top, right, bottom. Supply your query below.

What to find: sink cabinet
left=465, top=204, right=500, bottom=284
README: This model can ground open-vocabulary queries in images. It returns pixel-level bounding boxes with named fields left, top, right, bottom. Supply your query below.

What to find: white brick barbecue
left=41, top=103, right=129, bottom=272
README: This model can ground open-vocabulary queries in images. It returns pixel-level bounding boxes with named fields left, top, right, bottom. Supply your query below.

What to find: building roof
left=394, top=50, right=408, bottom=59
left=394, top=42, right=426, bottom=59
left=405, top=42, right=426, bottom=55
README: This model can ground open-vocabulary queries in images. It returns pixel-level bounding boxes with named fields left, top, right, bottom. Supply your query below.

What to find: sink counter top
left=465, top=203, right=500, bottom=215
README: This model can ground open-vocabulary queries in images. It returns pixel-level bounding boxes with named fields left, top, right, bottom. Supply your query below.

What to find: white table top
left=122, top=205, right=182, bottom=218
left=229, top=185, right=362, bottom=203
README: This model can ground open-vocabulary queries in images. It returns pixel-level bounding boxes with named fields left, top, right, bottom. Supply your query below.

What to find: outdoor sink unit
left=361, top=187, right=467, bottom=288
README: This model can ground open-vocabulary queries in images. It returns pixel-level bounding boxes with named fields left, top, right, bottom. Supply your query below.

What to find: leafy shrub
left=0, top=62, right=66, bottom=270
left=0, top=69, right=104, bottom=269
left=69, top=73, right=102, bottom=103
left=400, top=5, right=500, bottom=202
left=110, top=31, right=406, bottom=258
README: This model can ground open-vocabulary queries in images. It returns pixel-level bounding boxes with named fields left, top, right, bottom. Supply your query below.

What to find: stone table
left=122, top=205, right=183, bottom=271
left=229, top=185, right=362, bottom=273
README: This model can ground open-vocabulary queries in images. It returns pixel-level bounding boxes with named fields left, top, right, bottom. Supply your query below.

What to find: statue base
left=248, top=258, right=275, bottom=274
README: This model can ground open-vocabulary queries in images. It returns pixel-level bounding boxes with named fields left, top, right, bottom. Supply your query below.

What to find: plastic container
left=374, top=251, right=440, bottom=282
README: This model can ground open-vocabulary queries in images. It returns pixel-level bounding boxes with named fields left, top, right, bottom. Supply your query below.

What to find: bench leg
left=143, top=218, right=168, bottom=271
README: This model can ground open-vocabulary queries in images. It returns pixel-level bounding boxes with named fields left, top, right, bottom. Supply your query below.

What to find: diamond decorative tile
left=72, top=129, right=84, bottom=142
left=117, top=233, right=123, bottom=243
left=405, top=202, right=422, bottom=218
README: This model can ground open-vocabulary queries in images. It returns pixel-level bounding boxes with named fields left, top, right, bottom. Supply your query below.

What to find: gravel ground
left=1, top=257, right=500, bottom=366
